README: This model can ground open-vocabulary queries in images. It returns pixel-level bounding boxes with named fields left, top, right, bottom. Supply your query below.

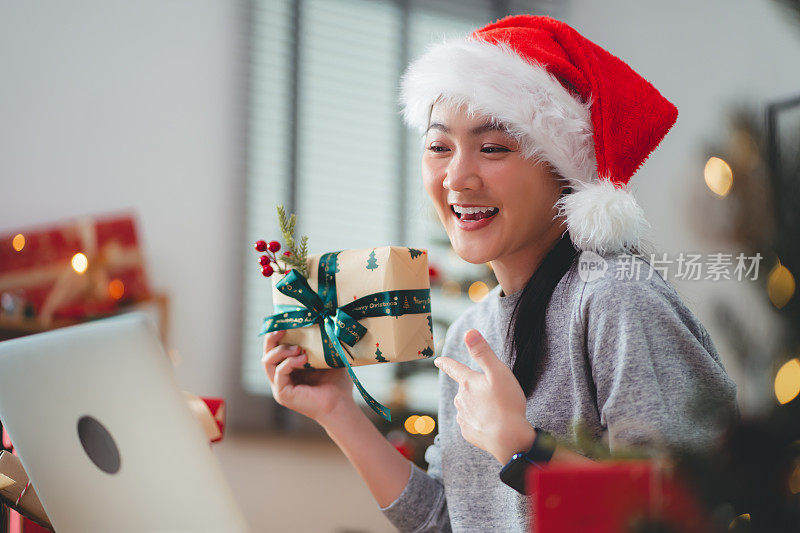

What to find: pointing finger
left=463, top=329, right=506, bottom=381
left=434, top=356, right=478, bottom=385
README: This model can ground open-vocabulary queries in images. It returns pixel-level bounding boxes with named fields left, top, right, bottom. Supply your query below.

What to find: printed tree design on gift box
left=366, top=249, right=379, bottom=270
left=408, top=248, right=424, bottom=260
left=375, top=342, right=388, bottom=362
left=427, top=315, right=433, bottom=336
left=418, top=346, right=433, bottom=358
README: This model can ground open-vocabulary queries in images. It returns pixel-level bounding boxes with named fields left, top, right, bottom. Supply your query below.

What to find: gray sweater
left=379, top=251, right=738, bottom=532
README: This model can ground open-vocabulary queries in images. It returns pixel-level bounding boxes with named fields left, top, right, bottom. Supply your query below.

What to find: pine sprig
left=276, top=204, right=309, bottom=277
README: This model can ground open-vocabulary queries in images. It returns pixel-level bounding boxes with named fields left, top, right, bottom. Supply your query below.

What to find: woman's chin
left=448, top=242, right=496, bottom=265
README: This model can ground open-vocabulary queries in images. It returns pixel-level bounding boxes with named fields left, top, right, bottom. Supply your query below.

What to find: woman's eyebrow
left=426, top=122, right=509, bottom=135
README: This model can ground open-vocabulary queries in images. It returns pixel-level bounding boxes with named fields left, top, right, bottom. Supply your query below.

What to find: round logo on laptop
left=77, top=415, right=121, bottom=474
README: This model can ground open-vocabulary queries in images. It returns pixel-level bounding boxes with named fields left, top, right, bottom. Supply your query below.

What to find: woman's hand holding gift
left=434, top=329, right=537, bottom=465
left=262, top=329, right=355, bottom=423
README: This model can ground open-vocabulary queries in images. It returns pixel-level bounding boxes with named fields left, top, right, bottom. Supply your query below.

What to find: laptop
left=0, top=312, right=249, bottom=532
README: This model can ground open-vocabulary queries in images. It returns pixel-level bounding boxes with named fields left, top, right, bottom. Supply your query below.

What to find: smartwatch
left=499, top=427, right=556, bottom=495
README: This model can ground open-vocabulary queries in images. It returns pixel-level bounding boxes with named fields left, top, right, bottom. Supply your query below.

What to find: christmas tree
left=375, top=343, right=388, bottom=362
left=366, top=250, right=379, bottom=270
left=409, top=248, right=424, bottom=259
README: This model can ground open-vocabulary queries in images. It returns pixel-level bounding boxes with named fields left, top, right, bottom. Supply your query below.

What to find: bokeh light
left=774, top=358, right=800, bottom=405
left=71, top=252, right=89, bottom=274
left=704, top=156, right=733, bottom=197
left=441, top=279, right=461, bottom=298
left=414, top=415, right=436, bottom=435
left=11, top=234, right=25, bottom=252
left=767, top=260, right=795, bottom=309
left=468, top=281, right=489, bottom=302
left=404, top=415, right=420, bottom=434
left=108, top=279, right=125, bottom=300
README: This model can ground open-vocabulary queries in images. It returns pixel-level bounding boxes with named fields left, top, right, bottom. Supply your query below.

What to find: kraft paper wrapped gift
left=0, top=450, right=52, bottom=530
left=261, top=245, right=434, bottom=421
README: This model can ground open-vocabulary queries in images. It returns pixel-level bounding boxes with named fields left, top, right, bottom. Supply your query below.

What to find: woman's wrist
left=318, top=396, right=362, bottom=434
left=498, top=417, right=538, bottom=465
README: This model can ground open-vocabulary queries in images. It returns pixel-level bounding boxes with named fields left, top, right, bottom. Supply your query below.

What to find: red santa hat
left=399, top=14, right=678, bottom=255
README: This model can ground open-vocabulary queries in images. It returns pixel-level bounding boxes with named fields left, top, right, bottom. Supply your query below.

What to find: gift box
left=0, top=450, right=52, bottom=530
left=528, top=460, right=712, bottom=533
left=0, top=213, right=151, bottom=325
left=261, top=245, right=434, bottom=421
left=185, top=394, right=226, bottom=444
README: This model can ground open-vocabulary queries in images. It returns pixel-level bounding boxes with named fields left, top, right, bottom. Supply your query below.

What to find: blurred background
left=1, top=0, right=799, bottom=531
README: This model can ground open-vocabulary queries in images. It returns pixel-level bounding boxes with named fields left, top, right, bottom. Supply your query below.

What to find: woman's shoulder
left=574, top=250, right=684, bottom=309
left=572, top=250, right=715, bottom=351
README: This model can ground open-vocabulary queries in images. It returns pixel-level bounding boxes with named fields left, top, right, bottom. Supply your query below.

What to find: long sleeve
left=379, top=433, right=450, bottom=532
left=582, top=272, right=738, bottom=453
left=379, top=327, right=455, bottom=532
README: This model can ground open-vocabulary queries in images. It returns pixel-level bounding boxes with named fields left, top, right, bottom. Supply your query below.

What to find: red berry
left=254, top=240, right=267, bottom=252
left=259, top=255, right=270, bottom=267
left=268, top=241, right=281, bottom=253
left=261, top=265, right=274, bottom=277
left=283, top=251, right=292, bottom=257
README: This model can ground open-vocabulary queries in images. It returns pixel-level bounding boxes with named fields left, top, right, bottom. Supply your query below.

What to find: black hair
left=503, top=188, right=645, bottom=398
left=504, top=229, right=581, bottom=398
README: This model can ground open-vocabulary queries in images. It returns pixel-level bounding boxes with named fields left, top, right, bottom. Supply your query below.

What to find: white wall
left=0, top=1, right=249, bottom=402
left=567, top=0, right=800, bottom=411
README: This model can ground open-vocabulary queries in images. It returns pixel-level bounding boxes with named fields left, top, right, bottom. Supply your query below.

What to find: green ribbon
left=259, top=251, right=432, bottom=422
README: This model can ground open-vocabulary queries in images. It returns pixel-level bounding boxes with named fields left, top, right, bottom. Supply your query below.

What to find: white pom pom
left=555, top=178, right=650, bottom=255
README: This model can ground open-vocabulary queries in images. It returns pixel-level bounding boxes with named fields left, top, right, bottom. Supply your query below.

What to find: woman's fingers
left=262, top=342, right=302, bottom=383
left=263, top=329, right=287, bottom=355
left=273, top=352, right=308, bottom=399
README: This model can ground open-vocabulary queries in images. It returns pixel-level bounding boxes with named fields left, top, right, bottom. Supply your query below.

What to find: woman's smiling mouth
left=450, top=203, right=500, bottom=230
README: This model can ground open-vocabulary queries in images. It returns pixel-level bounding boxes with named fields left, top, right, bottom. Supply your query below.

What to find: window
left=242, top=0, right=562, bottom=414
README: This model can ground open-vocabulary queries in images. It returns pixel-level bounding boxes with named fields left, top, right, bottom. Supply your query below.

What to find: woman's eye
left=482, top=146, right=510, bottom=153
left=427, top=145, right=450, bottom=153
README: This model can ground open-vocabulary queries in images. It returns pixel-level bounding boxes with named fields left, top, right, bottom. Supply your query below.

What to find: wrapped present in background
left=260, top=245, right=434, bottom=421
left=0, top=213, right=151, bottom=326
left=528, top=460, right=712, bottom=533
left=185, top=393, right=226, bottom=444
left=0, top=450, right=52, bottom=530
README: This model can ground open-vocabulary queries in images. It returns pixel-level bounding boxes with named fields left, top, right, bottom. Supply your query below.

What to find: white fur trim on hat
left=400, top=35, right=649, bottom=254
left=554, top=176, right=650, bottom=255
left=400, top=37, right=596, bottom=185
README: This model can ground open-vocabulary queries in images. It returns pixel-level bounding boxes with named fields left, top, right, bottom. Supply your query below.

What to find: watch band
left=499, top=427, right=556, bottom=495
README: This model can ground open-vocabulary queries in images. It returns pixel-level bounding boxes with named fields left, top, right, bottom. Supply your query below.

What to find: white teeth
left=452, top=205, right=498, bottom=214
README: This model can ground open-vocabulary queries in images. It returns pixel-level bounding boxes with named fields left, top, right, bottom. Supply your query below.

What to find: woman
left=262, top=14, right=738, bottom=532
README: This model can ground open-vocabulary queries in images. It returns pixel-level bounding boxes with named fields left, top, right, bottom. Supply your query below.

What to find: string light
left=790, top=460, right=800, bottom=495
left=108, top=279, right=125, bottom=300
left=441, top=280, right=461, bottom=298
left=468, top=281, right=489, bottom=302
left=71, top=253, right=89, bottom=274
left=11, top=234, right=25, bottom=252
left=728, top=513, right=750, bottom=529
left=704, top=156, right=733, bottom=197
left=414, top=415, right=436, bottom=435
left=767, top=260, right=795, bottom=309
left=404, top=415, right=420, bottom=434
left=774, top=358, right=800, bottom=405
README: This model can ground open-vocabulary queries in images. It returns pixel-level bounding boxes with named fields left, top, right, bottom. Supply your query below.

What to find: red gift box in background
left=528, top=460, right=713, bottom=533
left=0, top=213, right=151, bottom=325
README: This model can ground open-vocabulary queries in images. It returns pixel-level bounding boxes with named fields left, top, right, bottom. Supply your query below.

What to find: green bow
left=259, top=251, right=431, bottom=421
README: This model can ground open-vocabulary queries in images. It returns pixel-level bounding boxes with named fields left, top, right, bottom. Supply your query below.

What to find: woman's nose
left=443, top=151, right=482, bottom=191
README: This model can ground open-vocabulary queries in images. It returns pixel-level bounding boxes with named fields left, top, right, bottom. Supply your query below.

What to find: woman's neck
left=490, top=230, right=563, bottom=296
